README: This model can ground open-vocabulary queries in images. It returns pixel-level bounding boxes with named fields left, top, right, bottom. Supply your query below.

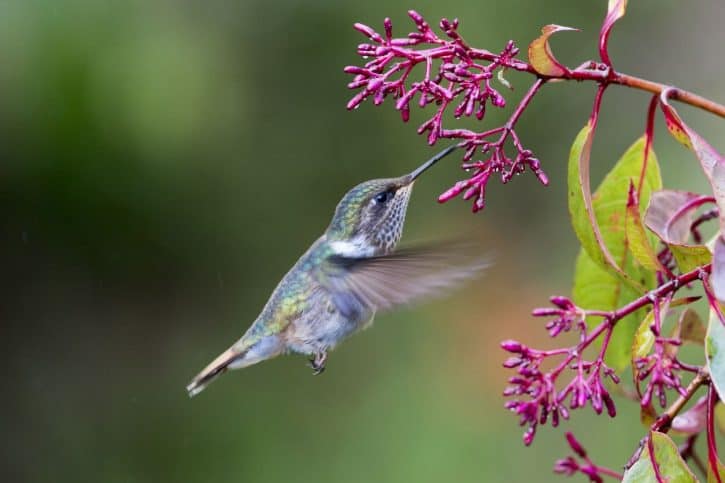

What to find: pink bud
left=565, top=432, right=587, bottom=458
left=400, top=106, right=410, bottom=122
left=523, top=427, right=536, bottom=446
left=438, top=181, right=466, bottom=203
left=603, top=393, right=616, bottom=417
left=532, top=308, right=559, bottom=317
left=550, top=296, right=572, bottom=309
left=383, top=18, right=392, bottom=40
left=536, top=170, right=550, bottom=186
left=407, top=10, right=425, bottom=27
left=503, top=357, right=524, bottom=368
left=472, top=196, right=485, bottom=212
left=346, top=91, right=368, bottom=110
left=353, top=23, right=383, bottom=43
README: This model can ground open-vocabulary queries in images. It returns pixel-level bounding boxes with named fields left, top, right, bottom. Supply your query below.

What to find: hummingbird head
left=326, top=146, right=456, bottom=256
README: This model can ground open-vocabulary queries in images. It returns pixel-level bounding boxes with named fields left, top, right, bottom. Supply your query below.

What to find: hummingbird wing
left=319, top=243, right=488, bottom=315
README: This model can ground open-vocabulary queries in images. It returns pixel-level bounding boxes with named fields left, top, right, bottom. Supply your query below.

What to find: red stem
left=707, top=385, right=723, bottom=483
left=611, top=264, right=711, bottom=321
left=440, top=46, right=725, bottom=117
left=506, top=78, right=545, bottom=130
left=639, top=95, right=658, bottom=195
left=647, top=433, right=666, bottom=483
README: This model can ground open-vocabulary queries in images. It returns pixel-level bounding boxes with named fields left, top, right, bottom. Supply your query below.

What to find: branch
left=651, top=369, right=710, bottom=432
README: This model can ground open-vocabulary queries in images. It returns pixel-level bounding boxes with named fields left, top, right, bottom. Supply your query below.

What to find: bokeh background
left=2, top=1, right=723, bottom=481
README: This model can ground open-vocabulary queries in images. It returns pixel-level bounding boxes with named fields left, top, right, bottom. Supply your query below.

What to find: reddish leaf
left=528, top=25, right=578, bottom=77
left=713, top=237, right=725, bottom=300
left=661, top=93, right=725, bottom=298
left=661, top=98, right=723, bottom=181
left=671, top=395, right=708, bottom=435
left=599, top=0, right=628, bottom=66
left=645, top=190, right=714, bottom=273
left=645, top=191, right=713, bottom=244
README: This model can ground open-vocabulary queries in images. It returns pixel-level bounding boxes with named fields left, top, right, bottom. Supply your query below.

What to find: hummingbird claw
left=309, top=351, right=328, bottom=375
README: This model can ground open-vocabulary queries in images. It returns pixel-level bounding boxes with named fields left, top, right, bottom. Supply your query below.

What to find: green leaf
left=569, top=129, right=661, bottom=293
left=632, top=308, right=657, bottom=361
left=622, top=432, right=698, bottom=482
left=672, top=245, right=713, bottom=273
left=706, top=307, right=725, bottom=402
left=626, top=183, right=665, bottom=272
left=632, top=297, right=693, bottom=362
left=570, top=134, right=662, bottom=371
left=573, top=248, right=643, bottom=371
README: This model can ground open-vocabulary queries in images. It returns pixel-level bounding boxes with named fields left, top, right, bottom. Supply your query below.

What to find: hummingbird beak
left=405, top=144, right=458, bottom=184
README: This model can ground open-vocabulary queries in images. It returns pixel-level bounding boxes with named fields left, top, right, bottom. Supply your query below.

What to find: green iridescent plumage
left=186, top=145, right=485, bottom=397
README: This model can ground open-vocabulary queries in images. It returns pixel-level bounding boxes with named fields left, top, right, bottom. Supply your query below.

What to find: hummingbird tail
left=186, top=347, right=247, bottom=398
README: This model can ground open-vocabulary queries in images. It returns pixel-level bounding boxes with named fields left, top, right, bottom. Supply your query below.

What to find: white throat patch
left=330, top=236, right=375, bottom=258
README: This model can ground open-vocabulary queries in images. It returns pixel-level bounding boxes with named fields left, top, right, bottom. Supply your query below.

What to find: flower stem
left=651, top=369, right=710, bottom=432
left=613, top=73, right=725, bottom=118
left=707, top=385, right=723, bottom=483
left=611, top=264, right=711, bottom=322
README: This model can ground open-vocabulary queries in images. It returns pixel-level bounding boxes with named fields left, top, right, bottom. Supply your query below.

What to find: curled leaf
left=671, top=395, right=707, bottom=435
left=661, top=93, right=725, bottom=298
left=645, top=190, right=714, bottom=272
left=661, top=98, right=724, bottom=182
left=714, top=237, right=725, bottom=301
left=528, top=25, right=578, bottom=77
left=599, top=0, right=628, bottom=66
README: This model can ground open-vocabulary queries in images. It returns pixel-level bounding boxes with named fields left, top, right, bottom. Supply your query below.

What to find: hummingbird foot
left=308, top=351, right=328, bottom=375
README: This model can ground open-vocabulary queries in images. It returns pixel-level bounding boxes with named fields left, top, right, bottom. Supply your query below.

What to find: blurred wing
left=319, top=243, right=488, bottom=316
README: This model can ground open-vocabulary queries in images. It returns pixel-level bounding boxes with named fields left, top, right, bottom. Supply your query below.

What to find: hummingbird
left=186, top=145, right=486, bottom=397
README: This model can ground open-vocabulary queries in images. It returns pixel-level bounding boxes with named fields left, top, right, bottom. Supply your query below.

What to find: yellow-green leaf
left=671, top=245, right=713, bottom=273
left=622, top=432, right=698, bottom=482
left=632, top=309, right=657, bottom=361
left=573, top=248, right=643, bottom=371
left=626, top=183, right=665, bottom=272
left=569, top=130, right=661, bottom=293
left=527, top=25, right=578, bottom=77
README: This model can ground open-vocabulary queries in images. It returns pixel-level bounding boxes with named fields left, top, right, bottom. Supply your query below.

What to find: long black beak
left=407, top=144, right=458, bottom=183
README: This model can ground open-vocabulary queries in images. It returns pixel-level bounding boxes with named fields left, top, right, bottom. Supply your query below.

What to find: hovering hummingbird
left=186, top=145, right=486, bottom=397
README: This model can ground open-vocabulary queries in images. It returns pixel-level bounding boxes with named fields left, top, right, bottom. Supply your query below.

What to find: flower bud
left=565, top=432, right=587, bottom=458
left=550, top=296, right=573, bottom=309
left=503, top=357, right=524, bottom=368
left=353, top=23, right=382, bottom=43
left=523, top=427, right=536, bottom=446
left=603, top=393, right=616, bottom=417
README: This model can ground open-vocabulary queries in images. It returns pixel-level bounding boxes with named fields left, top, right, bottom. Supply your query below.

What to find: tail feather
left=186, top=348, right=243, bottom=397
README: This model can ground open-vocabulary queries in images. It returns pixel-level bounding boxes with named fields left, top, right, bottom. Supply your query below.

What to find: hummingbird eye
left=373, top=190, right=395, bottom=204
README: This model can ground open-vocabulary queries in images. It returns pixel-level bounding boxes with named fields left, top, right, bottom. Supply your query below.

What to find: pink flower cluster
left=345, top=11, right=548, bottom=212
left=502, top=297, right=618, bottom=445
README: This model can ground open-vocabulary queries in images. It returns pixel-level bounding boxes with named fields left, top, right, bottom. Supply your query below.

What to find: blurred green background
left=1, top=1, right=723, bottom=481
